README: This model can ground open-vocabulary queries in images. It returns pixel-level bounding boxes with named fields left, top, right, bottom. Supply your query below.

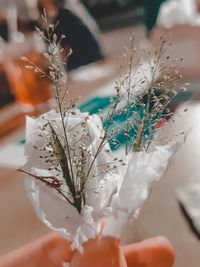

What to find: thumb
left=0, top=233, right=73, bottom=267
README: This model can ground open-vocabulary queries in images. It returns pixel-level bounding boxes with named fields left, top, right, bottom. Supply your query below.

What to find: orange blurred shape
left=3, top=52, right=53, bottom=112
left=70, top=236, right=127, bottom=267
left=70, top=236, right=175, bottom=267
left=0, top=233, right=175, bottom=267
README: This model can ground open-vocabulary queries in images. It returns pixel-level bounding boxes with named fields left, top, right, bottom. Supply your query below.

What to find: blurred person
left=0, top=15, right=8, bottom=41
left=38, top=0, right=104, bottom=70
left=64, top=0, right=101, bottom=40
left=144, top=0, right=166, bottom=37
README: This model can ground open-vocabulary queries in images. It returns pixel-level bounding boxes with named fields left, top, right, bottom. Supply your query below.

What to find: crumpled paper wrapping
left=22, top=109, right=180, bottom=249
left=23, top=110, right=119, bottom=249
left=103, top=142, right=179, bottom=238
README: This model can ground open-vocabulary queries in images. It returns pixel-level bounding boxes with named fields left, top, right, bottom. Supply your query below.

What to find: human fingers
left=0, top=232, right=72, bottom=267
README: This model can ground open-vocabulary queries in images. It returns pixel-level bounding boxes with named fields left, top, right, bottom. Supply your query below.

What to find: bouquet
left=19, top=15, right=186, bottom=267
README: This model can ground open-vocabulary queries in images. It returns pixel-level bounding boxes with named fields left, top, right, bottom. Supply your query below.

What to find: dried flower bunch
left=104, top=36, right=186, bottom=152
left=19, top=13, right=185, bottom=249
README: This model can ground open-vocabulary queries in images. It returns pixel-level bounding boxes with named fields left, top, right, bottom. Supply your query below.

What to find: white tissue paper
left=103, top=142, right=179, bottom=238
left=23, top=110, right=118, bottom=249
left=22, top=109, right=180, bottom=249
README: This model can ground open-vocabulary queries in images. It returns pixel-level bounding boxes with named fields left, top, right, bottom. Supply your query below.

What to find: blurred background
left=0, top=1, right=200, bottom=266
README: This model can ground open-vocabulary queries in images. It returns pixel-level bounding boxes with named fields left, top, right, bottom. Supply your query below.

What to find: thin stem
left=18, top=168, right=74, bottom=206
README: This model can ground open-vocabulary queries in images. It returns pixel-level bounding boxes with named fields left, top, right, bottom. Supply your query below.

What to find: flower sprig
left=104, top=36, right=187, bottom=154
left=19, top=14, right=186, bottom=248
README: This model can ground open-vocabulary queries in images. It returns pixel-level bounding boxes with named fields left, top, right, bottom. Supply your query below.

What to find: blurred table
left=1, top=24, right=200, bottom=267
left=152, top=25, right=200, bottom=81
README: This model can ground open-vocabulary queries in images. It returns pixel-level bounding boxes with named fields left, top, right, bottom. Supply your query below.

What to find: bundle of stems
left=19, top=14, right=186, bottom=213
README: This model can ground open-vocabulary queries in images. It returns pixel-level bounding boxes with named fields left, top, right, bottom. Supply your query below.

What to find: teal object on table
left=79, top=96, right=156, bottom=150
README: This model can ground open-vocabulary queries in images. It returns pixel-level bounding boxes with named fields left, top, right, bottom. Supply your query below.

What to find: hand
left=0, top=233, right=174, bottom=267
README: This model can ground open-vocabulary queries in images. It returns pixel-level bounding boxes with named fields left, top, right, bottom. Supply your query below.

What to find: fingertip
left=41, top=232, right=73, bottom=266
left=143, top=236, right=175, bottom=267
left=0, top=233, right=73, bottom=267
left=123, top=236, right=175, bottom=267
left=151, top=236, right=175, bottom=263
